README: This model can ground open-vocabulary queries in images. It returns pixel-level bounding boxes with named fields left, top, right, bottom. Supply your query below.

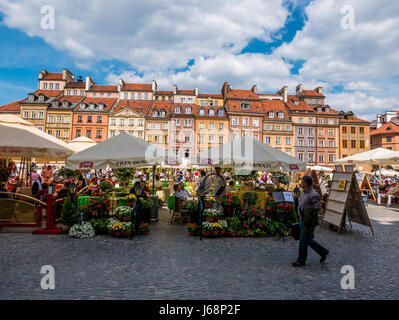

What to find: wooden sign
left=359, top=174, right=376, bottom=202
left=338, top=180, right=347, bottom=191
left=322, top=165, right=374, bottom=235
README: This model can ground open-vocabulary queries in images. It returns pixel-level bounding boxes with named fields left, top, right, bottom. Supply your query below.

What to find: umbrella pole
left=153, top=165, right=156, bottom=195
left=379, top=164, right=382, bottom=182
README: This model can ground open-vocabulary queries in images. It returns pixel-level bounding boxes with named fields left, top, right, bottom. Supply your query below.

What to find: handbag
left=291, top=223, right=300, bottom=240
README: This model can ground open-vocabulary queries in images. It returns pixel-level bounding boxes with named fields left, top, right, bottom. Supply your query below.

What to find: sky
left=0, top=0, right=398, bottom=121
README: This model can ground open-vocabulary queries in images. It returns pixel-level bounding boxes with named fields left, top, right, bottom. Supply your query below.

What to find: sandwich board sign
left=359, top=174, right=376, bottom=202
left=321, top=164, right=374, bottom=235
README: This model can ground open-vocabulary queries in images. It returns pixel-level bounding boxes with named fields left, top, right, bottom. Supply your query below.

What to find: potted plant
left=125, top=194, right=137, bottom=206
left=68, top=221, right=96, bottom=239
left=187, top=223, right=197, bottom=236
left=111, top=221, right=123, bottom=237
left=89, top=218, right=109, bottom=235
left=115, top=206, right=133, bottom=221
left=139, top=222, right=150, bottom=235
left=204, top=196, right=215, bottom=208
left=122, top=222, right=132, bottom=237
left=211, top=222, right=221, bottom=236
left=201, top=221, right=212, bottom=237
left=218, top=220, right=228, bottom=236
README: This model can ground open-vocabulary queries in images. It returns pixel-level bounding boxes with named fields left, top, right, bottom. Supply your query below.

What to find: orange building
left=72, top=97, right=117, bottom=142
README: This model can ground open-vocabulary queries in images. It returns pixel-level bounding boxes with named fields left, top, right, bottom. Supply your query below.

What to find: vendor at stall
left=41, top=165, right=53, bottom=183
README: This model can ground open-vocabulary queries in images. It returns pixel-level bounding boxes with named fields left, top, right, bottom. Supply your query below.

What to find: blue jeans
left=297, top=221, right=328, bottom=264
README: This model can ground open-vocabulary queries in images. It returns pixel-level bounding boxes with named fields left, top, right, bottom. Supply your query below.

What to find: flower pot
left=220, top=229, right=226, bottom=236
left=188, top=231, right=195, bottom=236
left=126, top=201, right=134, bottom=207
left=205, top=217, right=212, bottom=222
left=212, top=230, right=219, bottom=236
left=141, top=232, right=148, bottom=236
left=123, top=231, right=131, bottom=237
left=202, top=230, right=210, bottom=236
left=114, top=231, right=122, bottom=237
left=227, top=231, right=233, bottom=237
left=205, top=203, right=213, bottom=208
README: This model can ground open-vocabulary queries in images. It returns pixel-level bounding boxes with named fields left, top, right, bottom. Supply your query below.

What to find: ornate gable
left=113, top=107, right=142, bottom=118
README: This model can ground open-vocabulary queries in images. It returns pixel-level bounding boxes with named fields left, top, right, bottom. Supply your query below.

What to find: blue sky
left=0, top=0, right=398, bottom=121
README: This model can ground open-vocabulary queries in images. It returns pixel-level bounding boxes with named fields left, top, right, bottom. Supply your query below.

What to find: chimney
left=39, top=69, right=47, bottom=80
left=251, top=85, right=257, bottom=94
left=62, top=68, right=74, bottom=83
left=194, top=86, right=198, bottom=96
left=315, top=87, right=323, bottom=94
left=296, top=84, right=303, bottom=96
left=85, top=76, right=94, bottom=91
left=278, top=86, right=288, bottom=103
left=152, top=80, right=157, bottom=92
left=173, top=85, right=177, bottom=95
left=221, top=82, right=231, bottom=98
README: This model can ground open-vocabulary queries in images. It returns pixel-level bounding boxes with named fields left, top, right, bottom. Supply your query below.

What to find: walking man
left=292, top=175, right=329, bottom=267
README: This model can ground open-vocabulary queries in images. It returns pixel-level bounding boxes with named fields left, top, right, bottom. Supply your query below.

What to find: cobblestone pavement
left=0, top=204, right=398, bottom=300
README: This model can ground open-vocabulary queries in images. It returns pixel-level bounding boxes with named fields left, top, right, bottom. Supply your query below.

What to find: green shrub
left=61, top=196, right=79, bottom=226
left=99, top=180, right=113, bottom=192
left=89, top=218, right=109, bottom=235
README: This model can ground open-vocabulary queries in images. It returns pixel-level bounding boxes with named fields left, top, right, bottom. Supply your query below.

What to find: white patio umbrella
left=371, top=168, right=399, bottom=177
left=0, top=114, right=74, bottom=159
left=68, top=136, right=96, bottom=153
left=335, top=148, right=399, bottom=165
left=66, top=132, right=180, bottom=169
left=307, top=165, right=334, bottom=172
left=190, top=136, right=306, bottom=172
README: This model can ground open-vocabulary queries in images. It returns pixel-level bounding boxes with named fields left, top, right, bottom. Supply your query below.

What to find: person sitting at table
left=378, top=181, right=399, bottom=207
left=175, top=183, right=191, bottom=201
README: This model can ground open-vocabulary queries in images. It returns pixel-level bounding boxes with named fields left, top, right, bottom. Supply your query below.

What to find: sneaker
left=292, top=261, right=305, bottom=267
left=320, top=250, right=329, bottom=263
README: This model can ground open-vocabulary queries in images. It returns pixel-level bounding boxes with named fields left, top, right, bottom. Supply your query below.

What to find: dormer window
left=199, top=108, right=205, bottom=116
left=317, top=107, right=322, bottom=112
left=98, top=103, right=104, bottom=110
left=38, top=95, right=45, bottom=102
left=52, top=101, right=59, bottom=107
left=89, top=103, right=95, bottom=110
left=185, top=106, right=192, bottom=114
left=160, top=109, right=166, bottom=117
left=175, top=106, right=181, bottom=113
left=209, top=108, right=215, bottom=116
left=80, top=103, right=86, bottom=110
left=268, top=112, right=274, bottom=118
left=277, top=111, right=284, bottom=119
left=240, top=102, right=250, bottom=110
left=152, top=109, right=159, bottom=117
left=218, top=109, right=223, bottom=116
left=325, top=107, right=330, bottom=113
left=28, top=94, right=35, bottom=101
left=63, top=101, right=68, bottom=108
left=294, top=100, right=299, bottom=105
left=387, top=126, right=392, bottom=131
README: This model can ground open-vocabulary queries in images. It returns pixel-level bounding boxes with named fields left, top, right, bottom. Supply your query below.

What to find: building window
left=209, top=135, right=214, bottom=143
left=265, top=125, right=271, bottom=130
left=199, top=108, right=205, bottom=115
left=386, top=136, right=392, bottom=142
left=76, top=129, right=81, bottom=137
left=276, top=137, right=281, bottom=145
left=43, top=83, right=48, bottom=89
left=218, top=108, right=223, bottom=116
left=318, top=119, right=323, bottom=124
left=328, top=154, right=334, bottom=163
left=218, top=123, right=224, bottom=130
left=48, top=115, right=54, bottom=123
left=47, top=130, right=53, bottom=135
left=209, top=108, right=215, bottom=116
left=319, top=154, right=324, bottom=163
left=138, top=120, right=143, bottom=127
left=253, top=118, right=259, bottom=127
left=64, top=116, right=70, bottom=123
left=232, top=118, right=238, bottom=126
left=309, top=118, right=313, bottom=124
left=63, top=130, right=68, bottom=138
left=268, top=112, right=274, bottom=118
left=131, top=93, right=135, bottom=100
left=342, top=126, right=347, bottom=134
left=254, top=134, right=259, bottom=140
left=319, top=140, right=324, bottom=147
left=55, top=130, right=61, bottom=138
left=298, top=139, right=304, bottom=146
left=308, top=128, right=313, bottom=135
left=342, top=140, right=348, bottom=148
left=144, top=93, right=148, bottom=100
left=285, top=125, right=291, bottom=131
left=186, top=106, right=192, bottom=114
left=120, top=119, right=125, bottom=126
left=96, top=130, right=102, bottom=138
left=319, top=129, right=324, bottom=136
left=175, top=106, right=181, bottom=113
left=308, top=139, right=314, bottom=147
left=219, top=136, right=224, bottom=143
left=298, top=128, right=303, bottom=135
left=351, top=140, right=356, bottom=148
left=199, top=122, right=204, bottom=130
left=31, top=111, right=36, bottom=119
left=328, top=129, right=333, bottom=136
left=360, top=140, right=365, bottom=148
left=308, top=153, right=314, bottom=163
left=328, top=119, right=333, bottom=125
left=209, top=122, right=215, bottom=130
left=23, top=111, right=29, bottom=118
left=278, top=112, right=284, bottom=119
left=80, top=90, right=84, bottom=96
left=329, top=140, right=334, bottom=147
left=137, top=93, right=142, bottom=100
left=199, top=135, right=204, bottom=143
left=286, top=137, right=291, bottom=145
left=87, top=116, right=92, bottom=123
left=241, top=102, right=250, bottom=110
left=73, top=90, right=77, bottom=96
left=359, top=127, right=365, bottom=134
left=129, top=119, right=134, bottom=126
left=86, top=130, right=92, bottom=138
left=298, top=153, right=304, bottom=161
left=276, top=125, right=281, bottom=131
left=242, top=118, right=249, bottom=126
left=78, top=115, right=83, bottom=123
left=49, top=83, right=54, bottom=90
left=174, top=119, right=180, bottom=127
left=351, top=127, right=356, bottom=134
left=38, top=111, right=44, bottom=119
left=265, top=137, right=271, bottom=144
left=299, top=118, right=303, bottom=124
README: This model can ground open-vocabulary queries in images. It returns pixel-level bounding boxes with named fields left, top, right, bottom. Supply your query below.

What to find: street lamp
left=130, top=184, right=143, bottom=240
left=197, top=185, right=206, bottom=241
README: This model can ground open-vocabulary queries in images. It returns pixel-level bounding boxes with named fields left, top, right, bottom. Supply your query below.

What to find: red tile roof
left=41, top=72, right=63, bottom=80
left=147, top=101, right=172, bottom=116
left=34, top=89, right=63, bottom=97
left=371, top=121, right=399, bottom=135
left=286, top=95, right=314, bottom=112
left=122, top=83, right=152, bottom=92
left=79, top=98, right=118, bottom=111
left=302, top=90, right=325, bottom=97
left=0, top=99, right=24, bottom=112
left=88, top=85, right=118, bottom=92
left=261, top=100, right=290, bottom=120
left=112, top=100, right=151, bottom=114
left=65, top=81, right=86, bottom=88
left=197, top=93, right=223, bottom=99
left=227, top=89, right=260, bottom=100
left=155, top=91, right=173, bottom=96
left=59, top=95, right=84, bottom=103
left=176, top=90, right=195, bottom=95
left=226, top=100, right=263, bottom=113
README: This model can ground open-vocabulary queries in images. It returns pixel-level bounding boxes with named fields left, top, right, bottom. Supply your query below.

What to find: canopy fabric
left=190, top=136, right=306, bottom=172
left=68, top=136, right=97, bottom=153
left=307, top=165, right=334, bottom=171
left=335, top=148, right=399, bottom=165
left=0, top=115, right=74, bottom=159
left=371, top=169, right=399, bottom=177
left=66, top=132, right=180, bottom=169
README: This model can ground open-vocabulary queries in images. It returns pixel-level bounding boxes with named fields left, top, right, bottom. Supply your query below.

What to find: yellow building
left=45, top=95, right=84, bottom=141
left=261, top=99, right=294, bottom=156
left=338, top=111, right=370, bottom=158
left=20, top=90, right=63, bottom=131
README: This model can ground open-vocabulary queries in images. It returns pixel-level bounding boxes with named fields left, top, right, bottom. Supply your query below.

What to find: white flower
left=69, top=221, right=95, bottom=239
